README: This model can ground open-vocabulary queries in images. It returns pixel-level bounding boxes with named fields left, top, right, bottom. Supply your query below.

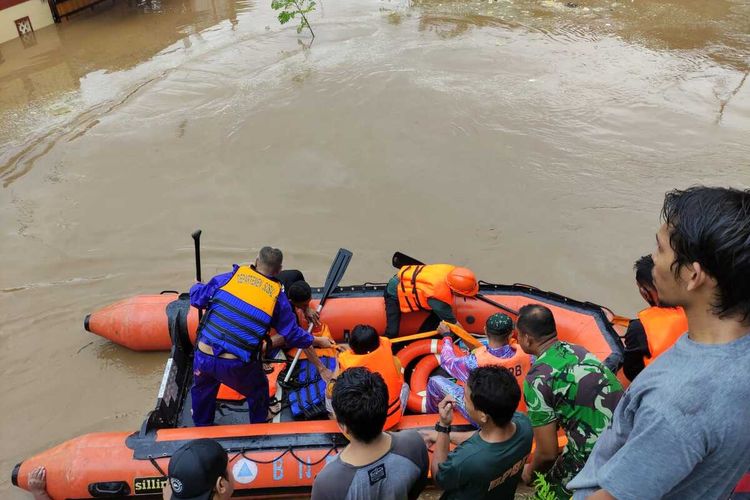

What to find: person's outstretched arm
left=28, top=467, right=52, bottom=500
left=438, top=335, right=473, bottom=383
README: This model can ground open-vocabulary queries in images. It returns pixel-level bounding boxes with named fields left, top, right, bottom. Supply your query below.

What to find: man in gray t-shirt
left=569, top=333, right=750, bottom=499
left=569, top=186, right=750, bottom=499
left=312, top=367, right=428, bottom=500
left=312, top=430, right=428, bottom=500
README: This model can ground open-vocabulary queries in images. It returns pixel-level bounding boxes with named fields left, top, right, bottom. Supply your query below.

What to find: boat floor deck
left=178, top=386, right=299, bottom=427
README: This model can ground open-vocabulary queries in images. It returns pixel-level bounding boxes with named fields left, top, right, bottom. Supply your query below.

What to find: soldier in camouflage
left=516, top=304, right=623, bottom=498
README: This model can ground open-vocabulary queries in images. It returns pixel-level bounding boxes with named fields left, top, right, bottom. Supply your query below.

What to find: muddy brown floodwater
left=0, top=0, right=748, bottom=496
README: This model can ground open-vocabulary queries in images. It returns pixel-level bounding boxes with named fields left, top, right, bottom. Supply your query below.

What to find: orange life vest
left=286, top=322, right=339, bottom=360
left=397, top=264, right=455, bottom=313
left=338, top=337, right=404, bottom=429
left=638, top=306, right=688, bottom=366
left=472, top=341, right=531, bottom=411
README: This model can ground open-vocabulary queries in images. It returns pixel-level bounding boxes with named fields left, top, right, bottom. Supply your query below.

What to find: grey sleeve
left=408, top=437, right=429, bottom=500
left=392, top=431, right=430, bottom=500
left=311, top=460, right=354, bottom=500
left=594, top=405, right=703, bottom=500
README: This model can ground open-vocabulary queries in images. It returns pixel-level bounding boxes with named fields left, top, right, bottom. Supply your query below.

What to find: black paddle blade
left=192, top=229, right=203, bottom=284
left=191, top=229, right=204, bottom=318
left=319, top=248, right=353, bottom=306
left=392, top=252, right=424, bottom=268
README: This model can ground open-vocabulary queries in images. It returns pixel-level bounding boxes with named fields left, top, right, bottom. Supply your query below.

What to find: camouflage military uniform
left=523, top=341, right=623, bottom=499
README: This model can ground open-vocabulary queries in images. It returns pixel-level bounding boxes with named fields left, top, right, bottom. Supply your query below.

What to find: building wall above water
left=0, top=0, right=54, bottom=44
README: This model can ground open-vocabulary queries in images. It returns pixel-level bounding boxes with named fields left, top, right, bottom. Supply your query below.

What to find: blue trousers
left=191, top=350, right=269, bottom=426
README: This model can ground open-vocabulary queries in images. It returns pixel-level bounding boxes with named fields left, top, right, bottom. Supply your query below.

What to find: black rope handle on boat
left=230, top=444, right=339, bottom=466
left=145, top=445, right=339, bottom=478
left=288, top=445, right=339, bottom=466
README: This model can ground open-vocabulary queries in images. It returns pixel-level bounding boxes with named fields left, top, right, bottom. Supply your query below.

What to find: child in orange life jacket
left=426, top=313, right=532, bottom=427
left=326, top=325, right=409, bottom=430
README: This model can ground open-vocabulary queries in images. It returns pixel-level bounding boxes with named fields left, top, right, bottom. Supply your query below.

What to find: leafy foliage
left=271, top=0, right=316, bottom=38
left=532, top=472, right=558, bottom=500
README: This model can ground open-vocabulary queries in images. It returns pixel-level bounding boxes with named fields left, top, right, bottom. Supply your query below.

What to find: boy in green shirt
left=431, top=366, right=533, bottom=499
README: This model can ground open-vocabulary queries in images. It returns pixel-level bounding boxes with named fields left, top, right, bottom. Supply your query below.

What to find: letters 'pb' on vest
left=473, top=342, right=532, bottom=411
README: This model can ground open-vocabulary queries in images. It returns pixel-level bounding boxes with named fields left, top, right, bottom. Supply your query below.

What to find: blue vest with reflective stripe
left=199, top=266, right=281, bottom=362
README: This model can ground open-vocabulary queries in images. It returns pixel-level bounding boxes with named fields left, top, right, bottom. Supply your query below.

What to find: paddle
left=391, top=326, right=484, bottom=349
left=447, top=323, right=482, bottom=349
left=475, top=294, right=518, bottom=316
left=391, top=330, right=441, bottom=344
left=391, top=251, right=519, bottom=316
left=191, top=230, right=203, bottom=321
left=283, top=248, right=353, bottom=383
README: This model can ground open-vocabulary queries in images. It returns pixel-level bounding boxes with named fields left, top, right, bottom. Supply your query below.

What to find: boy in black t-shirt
left=432, top=366, right=533, bottom=500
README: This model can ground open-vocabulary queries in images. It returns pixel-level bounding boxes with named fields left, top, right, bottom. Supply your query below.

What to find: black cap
left=168, top=439, right=227, bottom=500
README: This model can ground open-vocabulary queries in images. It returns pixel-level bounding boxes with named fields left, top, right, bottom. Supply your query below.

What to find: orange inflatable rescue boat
left=14, top=282, right=627, bottom=498
left=84, top=283, right=626, bottom=360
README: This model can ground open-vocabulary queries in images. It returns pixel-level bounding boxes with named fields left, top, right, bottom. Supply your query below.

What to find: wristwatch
left=434, top=422, right=451, bottom=434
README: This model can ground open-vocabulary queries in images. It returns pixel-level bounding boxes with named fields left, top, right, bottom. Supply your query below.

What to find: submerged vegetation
left=271, top=0, right=317, bottom=38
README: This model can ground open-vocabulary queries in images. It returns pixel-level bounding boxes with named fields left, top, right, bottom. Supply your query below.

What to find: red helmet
left=446, top=267, right=478, bottom=297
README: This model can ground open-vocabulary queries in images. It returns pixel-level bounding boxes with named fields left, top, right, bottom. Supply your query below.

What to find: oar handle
left=283, top=322, right=315, bottom=383
left=391, top=330, right=439, bottom=344
left=475, top=293, right=518, bottom=316
left=447, top=323, right=482, bottom=349
left=389, top=324, right=482, bottom=347
left=191, top=230, right=203, bottom=321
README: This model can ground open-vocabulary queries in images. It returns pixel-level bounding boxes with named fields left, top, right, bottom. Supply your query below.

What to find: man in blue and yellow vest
left=189, top=246, right=334, bottom=425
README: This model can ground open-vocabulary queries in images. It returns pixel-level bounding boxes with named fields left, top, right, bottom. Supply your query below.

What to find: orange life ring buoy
left=407, top=354, right=440, bottom=413
left=397, top=338, right=463, bottom=414
left=396, top=338, right=441, bottom=370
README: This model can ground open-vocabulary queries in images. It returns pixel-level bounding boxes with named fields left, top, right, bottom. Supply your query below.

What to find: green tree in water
left=271, top=0, right=316, bottom=38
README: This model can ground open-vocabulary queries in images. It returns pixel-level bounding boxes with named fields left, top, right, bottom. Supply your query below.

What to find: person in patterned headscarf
left=425, top=313, right=532, bottom=426
left=516, top=304, right=623, bottom=499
